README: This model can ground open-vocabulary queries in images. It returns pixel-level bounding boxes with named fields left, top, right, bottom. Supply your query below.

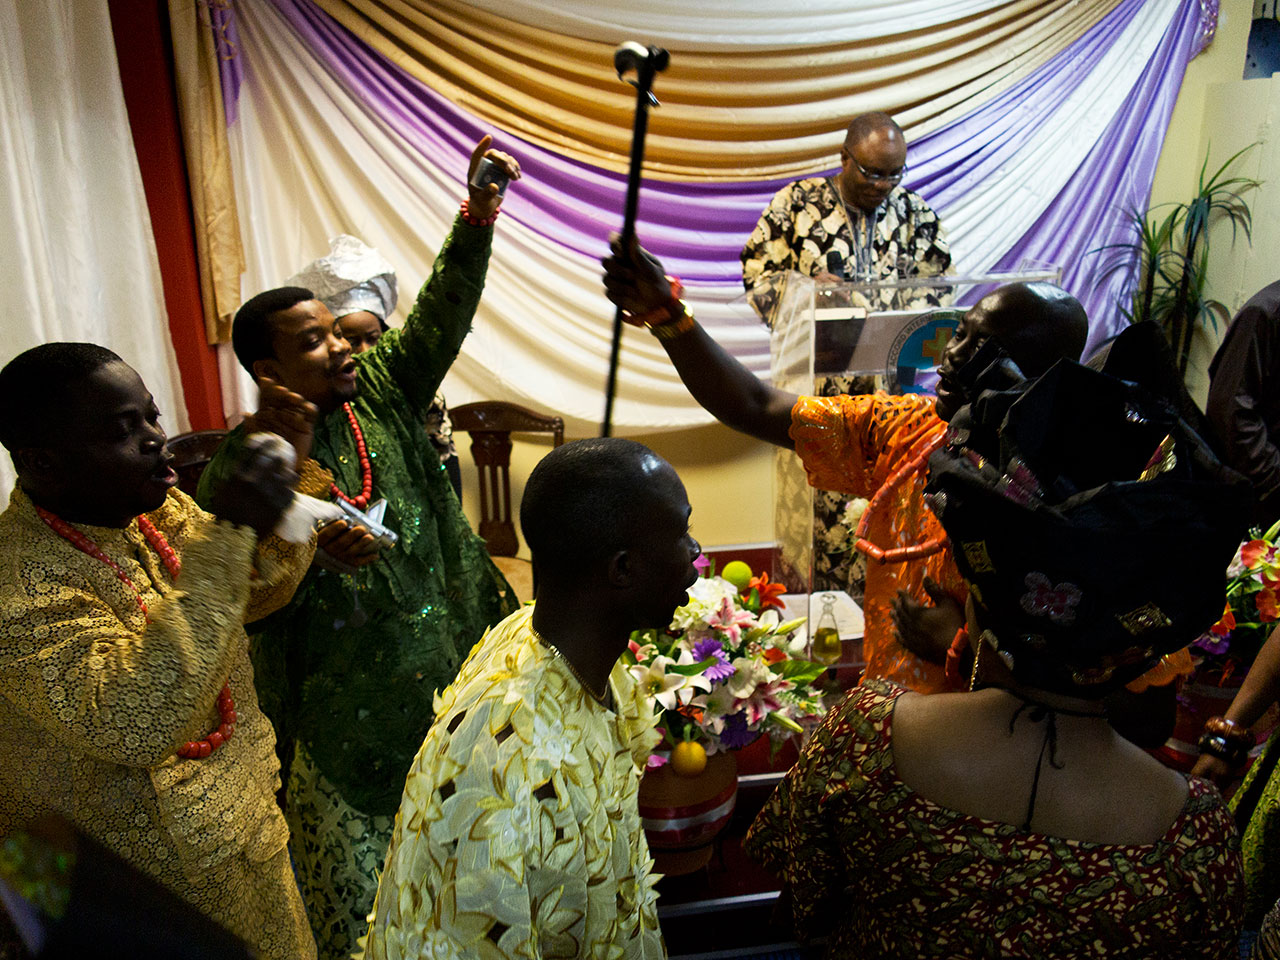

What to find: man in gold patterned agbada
left=0, top=343, right=325, bottom=960
left=364, top=437, right=701, bottom=960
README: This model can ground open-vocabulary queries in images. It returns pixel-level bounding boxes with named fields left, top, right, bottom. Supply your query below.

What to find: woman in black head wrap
left=745, top=352, right=1251, bottom=958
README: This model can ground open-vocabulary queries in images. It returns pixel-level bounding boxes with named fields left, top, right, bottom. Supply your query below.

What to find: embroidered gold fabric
left=0, top=486, right=316, bottom=960
left=363, top=605, right=665, bottom=960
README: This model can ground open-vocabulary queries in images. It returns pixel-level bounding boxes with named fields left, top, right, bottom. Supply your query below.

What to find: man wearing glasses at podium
left=740, top=111, right=951, bottom=323
left=740, top=112, right=952, bottom=599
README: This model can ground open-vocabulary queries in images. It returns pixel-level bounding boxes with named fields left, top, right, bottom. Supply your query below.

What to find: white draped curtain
left=455, top=0, right=1071, bottom=48
left=0, top=0, right=187, bottom=500
left=219, top=0, right=1183, bottom=432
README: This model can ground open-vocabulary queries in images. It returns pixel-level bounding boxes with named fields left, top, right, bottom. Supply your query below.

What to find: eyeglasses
left=848, top=155, right=908, bottom=185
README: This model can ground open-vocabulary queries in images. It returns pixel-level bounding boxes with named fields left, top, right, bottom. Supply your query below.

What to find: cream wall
left=455, top=423, right=777, bottom=560
left=1146, top=0, right=1256, bottom=405
left=1148, top=0, right=1254, bottom=207
left=458, top=4, right=1255, bottom=556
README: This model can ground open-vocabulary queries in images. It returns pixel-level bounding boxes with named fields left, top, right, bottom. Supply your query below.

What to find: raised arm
left=374, top=136, right=522, bottom=414
left=1192, top=623, right=1280, bottom=782
left=0, top=444, right=302, bottom=768
left=602, top=236, right=797, bottom=448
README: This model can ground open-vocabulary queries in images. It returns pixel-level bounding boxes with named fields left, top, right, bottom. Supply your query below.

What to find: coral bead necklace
left=853, top=430, right=949, bottom=564
left=35, top=505, right=236, bottom=761
left=330, top=402, right=373, bottom=510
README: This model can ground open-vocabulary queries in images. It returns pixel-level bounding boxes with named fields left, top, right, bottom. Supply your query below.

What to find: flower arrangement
left=1195, top=521, right=1280, bottom=676
left=626, top=559, right=828, bottom=770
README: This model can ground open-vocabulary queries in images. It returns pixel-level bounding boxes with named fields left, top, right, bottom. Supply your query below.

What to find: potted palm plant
left=1093, top=145, right=1260, bottom=374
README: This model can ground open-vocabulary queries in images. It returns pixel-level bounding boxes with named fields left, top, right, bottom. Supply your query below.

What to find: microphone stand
left=601, top=42, right=669, bottom=437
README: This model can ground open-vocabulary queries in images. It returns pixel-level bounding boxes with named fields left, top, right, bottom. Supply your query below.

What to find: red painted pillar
left=106, top=0, right=226, bottom=430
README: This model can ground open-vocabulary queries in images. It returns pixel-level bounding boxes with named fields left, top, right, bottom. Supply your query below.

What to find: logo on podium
left=887, top=309, right=963, bottom=393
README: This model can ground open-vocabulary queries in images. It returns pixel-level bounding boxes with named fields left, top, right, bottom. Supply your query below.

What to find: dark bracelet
left=1196, top=731, right=1249, bottom=766
left=1203, top=715, right=1253, bottom=747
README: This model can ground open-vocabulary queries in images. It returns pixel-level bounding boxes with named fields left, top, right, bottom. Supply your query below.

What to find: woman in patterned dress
left=746, top=358, right=1250, bottom=957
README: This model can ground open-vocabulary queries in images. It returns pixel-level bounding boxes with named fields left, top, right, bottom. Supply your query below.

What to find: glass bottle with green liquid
left=811, top=593, right=842, bottom=665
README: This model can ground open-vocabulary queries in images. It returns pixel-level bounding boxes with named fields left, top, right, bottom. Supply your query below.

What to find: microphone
left=614, top=42, right=670, bottom=78
left=826, top=250, right=848, bottom=281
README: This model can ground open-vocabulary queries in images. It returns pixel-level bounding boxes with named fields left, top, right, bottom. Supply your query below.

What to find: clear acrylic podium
left=761, top=266, right=1061, bottom=606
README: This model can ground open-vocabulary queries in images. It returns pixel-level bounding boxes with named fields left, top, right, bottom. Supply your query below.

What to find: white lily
left=670, top=576, right=741, bottom=632
left=672, top=647, right=713, bottom=704
left=726, top=657, right=773, bottom=700
left=630, top=656, right=692, bottom=711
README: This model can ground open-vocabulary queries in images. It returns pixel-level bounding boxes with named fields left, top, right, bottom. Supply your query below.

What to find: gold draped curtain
left=168, top=0, right=246, bottom=343
left=311, top=0, right=1123, bottom=179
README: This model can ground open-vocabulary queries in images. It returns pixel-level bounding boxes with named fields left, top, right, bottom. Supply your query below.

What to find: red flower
left=763, top=647, right=787, bottom=664
left=746, top=572, right=787, bottom=611
left=1259, top=587, right=1279, bottom=623
left=1242, top=539, right=1272, bottom=569
left=677, top=704, right=705, bottom=722
left=1210, top=604, right=1236, bottom=637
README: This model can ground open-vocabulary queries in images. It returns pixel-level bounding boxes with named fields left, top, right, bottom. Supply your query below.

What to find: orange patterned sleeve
left=789, top=393, right=938, bottom=498
left=789, top=394, right=878, bottom=497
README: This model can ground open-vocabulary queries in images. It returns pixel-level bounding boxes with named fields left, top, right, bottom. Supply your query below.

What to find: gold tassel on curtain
left=168, top=0, right=246, bottom=345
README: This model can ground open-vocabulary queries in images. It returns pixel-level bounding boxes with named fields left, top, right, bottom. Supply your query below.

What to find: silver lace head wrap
left=287, top=235, right=398, bottom=323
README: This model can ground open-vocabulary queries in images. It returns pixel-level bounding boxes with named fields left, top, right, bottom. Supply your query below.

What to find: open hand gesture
left=210, top=441, right=298, bottom=539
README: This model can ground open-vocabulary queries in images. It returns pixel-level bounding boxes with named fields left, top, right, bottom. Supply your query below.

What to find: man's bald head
left=522, top=437, right=700, bottom=626
left=844, top=112, right=903, bottom=151
left=980, top=282, right=1089, bottom=376
left=839, top=112, right=908, bottom=213
left=934, top=282, right=1088, bottom=421
left=522, top=438, right=685, bottom=580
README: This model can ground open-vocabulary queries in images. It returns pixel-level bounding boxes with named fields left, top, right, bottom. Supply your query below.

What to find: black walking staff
left=601, top=41, right=669, bottom=437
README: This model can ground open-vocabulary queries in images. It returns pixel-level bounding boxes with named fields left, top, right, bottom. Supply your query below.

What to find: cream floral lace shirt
left=363, top=605, right=665, bottom=960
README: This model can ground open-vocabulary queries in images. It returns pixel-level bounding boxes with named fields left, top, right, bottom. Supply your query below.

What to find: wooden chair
left=450, top=401, right=564, bottom=557
left=167, top=429, right=229, bottom=498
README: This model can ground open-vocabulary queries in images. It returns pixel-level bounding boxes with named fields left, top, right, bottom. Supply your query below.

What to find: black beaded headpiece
left=925, top=343, right=1251, bottom=698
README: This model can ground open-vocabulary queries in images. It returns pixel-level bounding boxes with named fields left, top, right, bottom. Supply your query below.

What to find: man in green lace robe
left=197, top=137, right=521, bottom=960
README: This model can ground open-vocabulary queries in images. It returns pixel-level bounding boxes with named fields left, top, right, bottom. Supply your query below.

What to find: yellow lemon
left=721, top=560, right=753, bottom=590
left=670, top=740, right=708, bottom=777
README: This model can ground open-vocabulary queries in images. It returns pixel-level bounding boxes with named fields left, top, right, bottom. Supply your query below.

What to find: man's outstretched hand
left=602, top=234, right=674, bottom=320
left=891, top=577, right=965, bottom=665
left=467, top=135, right=521, bottom=221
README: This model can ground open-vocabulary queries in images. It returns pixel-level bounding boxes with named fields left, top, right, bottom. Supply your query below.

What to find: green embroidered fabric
left=198, top=217, right=517, bottom=815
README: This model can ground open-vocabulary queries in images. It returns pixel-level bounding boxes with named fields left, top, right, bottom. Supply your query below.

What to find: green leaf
left=667, top=657, right=718, bottom=677
left=767, top=711, right=804, bottom=734
left=773, top=659, right=828, bottom=685
left=774, top=617, right=808, bottom=635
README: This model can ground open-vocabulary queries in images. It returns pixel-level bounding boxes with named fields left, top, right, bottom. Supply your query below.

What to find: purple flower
left=718, top=711, right=756, bottom=749
left=1193, top=631, right=1231, bottom=657
left=693, top=553, right=711, bottom=575
left=692, top=638, right=735, bottom=682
